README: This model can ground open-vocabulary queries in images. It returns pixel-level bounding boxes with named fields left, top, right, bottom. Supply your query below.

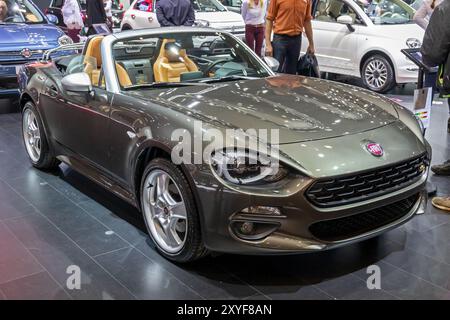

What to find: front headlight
left=210, top=149, right=288, bottom=185
left=58, top=35, right=73, bottom=46
left=406, top=38, right=421, bottom=49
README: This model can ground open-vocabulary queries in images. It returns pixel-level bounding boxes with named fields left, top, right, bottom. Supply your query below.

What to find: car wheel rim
left=142, top=169, right=188, bottom=254
left=22, top=108, right=41, bottom=162
left=364, top=59, right=388, bottom=90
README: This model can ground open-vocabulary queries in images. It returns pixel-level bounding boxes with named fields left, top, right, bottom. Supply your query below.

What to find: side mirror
left=61, top=72, right=93, bottom=94
left=337, top=15, right=355, bottom=32
left=263, top=56, right=280, bottom=72
left=46, top=14, right=58, bottom=25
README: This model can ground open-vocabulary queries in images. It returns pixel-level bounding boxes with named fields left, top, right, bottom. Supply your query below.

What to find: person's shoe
left=431, top=160, right=450, bottom=175
left=432, top=197, right=450, bottom=212
left=447, top=117, right=450, bottom=133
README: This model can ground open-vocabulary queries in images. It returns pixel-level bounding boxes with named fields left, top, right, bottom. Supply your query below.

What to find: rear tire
left=361, top=54, right=395, bottom=93
left=22, top=102, right=60, bottom=170
left=140, top=158, right=207, bottom=263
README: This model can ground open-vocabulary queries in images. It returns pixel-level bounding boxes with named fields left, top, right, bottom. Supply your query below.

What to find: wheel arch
left=132, top=141, right=207, bottom=241
left=359, top=49, right=396, bottom=79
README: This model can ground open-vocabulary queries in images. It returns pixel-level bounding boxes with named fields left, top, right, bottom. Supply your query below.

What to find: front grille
left=309, top=193, right=419, bottom=242
left=306, top=154, right=427, bottom=207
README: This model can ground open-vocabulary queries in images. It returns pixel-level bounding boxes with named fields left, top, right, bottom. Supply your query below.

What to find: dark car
left=0, top=0, right=73, bottom=97
left=18, top=28, right=430, bottom=262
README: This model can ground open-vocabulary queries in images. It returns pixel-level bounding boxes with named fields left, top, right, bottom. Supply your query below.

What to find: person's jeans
left=67, top=28, right=81, bottom=43
left=245, top=25, right=265, bottom=57
left=272, top=34, right=302, bottom=74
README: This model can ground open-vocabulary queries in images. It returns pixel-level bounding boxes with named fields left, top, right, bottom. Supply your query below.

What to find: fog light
left=241, top=206, right=281, bottom=215
left=240, top=222, right=254, bottom=235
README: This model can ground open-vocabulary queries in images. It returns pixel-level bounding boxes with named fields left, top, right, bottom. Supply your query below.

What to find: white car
left=121, top=0, right=245, bottom=37
left=302, top=0, right=424, bottom=92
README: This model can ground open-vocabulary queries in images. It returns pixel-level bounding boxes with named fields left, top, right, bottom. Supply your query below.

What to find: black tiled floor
left=1, top=90, right=450, bottom=299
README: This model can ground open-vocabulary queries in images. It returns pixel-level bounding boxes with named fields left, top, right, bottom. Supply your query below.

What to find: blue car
left=0, top=0, right=73, bottom=97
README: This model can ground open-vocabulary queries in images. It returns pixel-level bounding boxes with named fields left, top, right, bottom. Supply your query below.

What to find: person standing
left=264, top=0, right=315, bottom=74
left=104, top=0, right=113, bottom=30
left=421, top=0, right=450, bottom=212
left=241, top=0, right=267, bottom=57
left=86, top=0, right=108, bottom=35
left=156, top=0, right=195, bottom=27
left=413, top=0, right=443, bottom=107
left=0, top=0, right=8, bottom=22
left=62, top=0, right=84, bottom=43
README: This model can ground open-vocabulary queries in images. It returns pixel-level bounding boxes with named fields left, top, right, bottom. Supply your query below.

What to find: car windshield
left=0, top=0, right=44, bottom=24
left=111, top=32, right=270, bottom=90
left=357, top=0, right=415, bottom=25
left=192, top=0, right=226, bottom=12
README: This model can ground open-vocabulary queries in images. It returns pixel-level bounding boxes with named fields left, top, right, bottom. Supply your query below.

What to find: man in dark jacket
left=421, top=0, right=450, bottom=211
left=86, top=0, right=108, bottom=35
left=156, top=0, right=195, bottom=27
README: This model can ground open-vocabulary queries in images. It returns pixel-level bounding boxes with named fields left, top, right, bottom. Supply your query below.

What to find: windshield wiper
left=123, top=82, right=208, bottom=90
left=199, top=75, right=257, bottom=83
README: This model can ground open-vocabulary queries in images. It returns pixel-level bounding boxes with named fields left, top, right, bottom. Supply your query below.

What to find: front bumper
left=191, top=160, right=428, bottom=255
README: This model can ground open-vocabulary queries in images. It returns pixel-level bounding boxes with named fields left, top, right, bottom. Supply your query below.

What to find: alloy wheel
left=142, top=169, right=188, bottom=254
left=364, top=59, right=388, bottom=91
left=22, top=108, right=41, bottom=162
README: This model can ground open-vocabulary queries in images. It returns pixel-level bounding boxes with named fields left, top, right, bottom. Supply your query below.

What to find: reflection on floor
left=0, top=86, right=450, bottom=300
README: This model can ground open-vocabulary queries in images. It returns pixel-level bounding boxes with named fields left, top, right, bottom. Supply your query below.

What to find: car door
left=40, top=71, right=112, bottom=170
left=303, top=0, right=363, bottom=75
left=130, top=0, right=159, bottom=28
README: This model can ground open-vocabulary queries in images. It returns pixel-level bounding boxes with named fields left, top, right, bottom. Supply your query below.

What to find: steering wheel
left=203, top=59, right=231, bottom=77
left=2, top=16, right=15, bottom=22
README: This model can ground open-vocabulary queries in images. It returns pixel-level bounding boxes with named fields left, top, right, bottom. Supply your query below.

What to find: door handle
left=48, top=84, right=58, bottom=97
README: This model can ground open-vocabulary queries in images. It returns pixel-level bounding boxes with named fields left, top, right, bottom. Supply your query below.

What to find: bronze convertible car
left=18, top=28, right=430, bottom=262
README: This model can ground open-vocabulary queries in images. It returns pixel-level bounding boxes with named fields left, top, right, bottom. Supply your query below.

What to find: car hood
left=195, top=11, right=244, bottom=26
left=130, top=75, right=400, bottom=144
left=0, top=24, right=63, bottom=49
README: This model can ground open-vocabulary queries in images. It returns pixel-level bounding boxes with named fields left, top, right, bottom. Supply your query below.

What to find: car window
left=314, top=0, right=363, bottom=24
left=50, top=0, right=64, bottom=8
left=134, top=0, right=154, bottom=12
left=112, top=32, right=271, bottom=89
left=0, top=0, right=44, bottom=23
left=192, top=0, right=226, bottom=12
left=357, top=0, right=415, bottom=25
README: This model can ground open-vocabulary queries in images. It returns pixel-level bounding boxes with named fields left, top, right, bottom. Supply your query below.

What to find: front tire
left=362, top=54, right=395, bottom=93
left=22, top=102, right=59, bottom=170
left=140, top=158, right=207, bottom=263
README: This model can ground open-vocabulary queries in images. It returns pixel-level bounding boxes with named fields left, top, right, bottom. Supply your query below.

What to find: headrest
left=164, top=42, right=182, bottom=63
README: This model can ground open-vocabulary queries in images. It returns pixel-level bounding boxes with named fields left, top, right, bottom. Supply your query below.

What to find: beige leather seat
left=83, top=36, right=132, bottom=87
left=153, top=39, right=198, bottom=83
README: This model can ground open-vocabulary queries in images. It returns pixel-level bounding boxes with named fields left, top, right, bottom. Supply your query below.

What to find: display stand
left=401, top=48, right=437, bottom=196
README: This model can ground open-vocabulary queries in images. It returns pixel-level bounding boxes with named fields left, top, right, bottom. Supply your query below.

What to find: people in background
left=241, top=0, right=267, bottom=57
left=421, top=0, right=450, bottom=211
left=62, top=0, right=84, bottom=42
left=86, top=0, right=107, bottom=35
left=413, top=0, right=443, bottom=29
left=414, top=0, right=443, bottom=104
left=0, top=0, right=8, bottom=22
left=264, top=0, right=315, bottom=74
left=104, top=0, right=113, bottom=29
left=156, top=0, right=195, bottom=27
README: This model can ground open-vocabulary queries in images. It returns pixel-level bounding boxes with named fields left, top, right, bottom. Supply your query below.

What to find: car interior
left=315, top=0, right=359, bottom=24
left=55, top=33, right=266, bottom=90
